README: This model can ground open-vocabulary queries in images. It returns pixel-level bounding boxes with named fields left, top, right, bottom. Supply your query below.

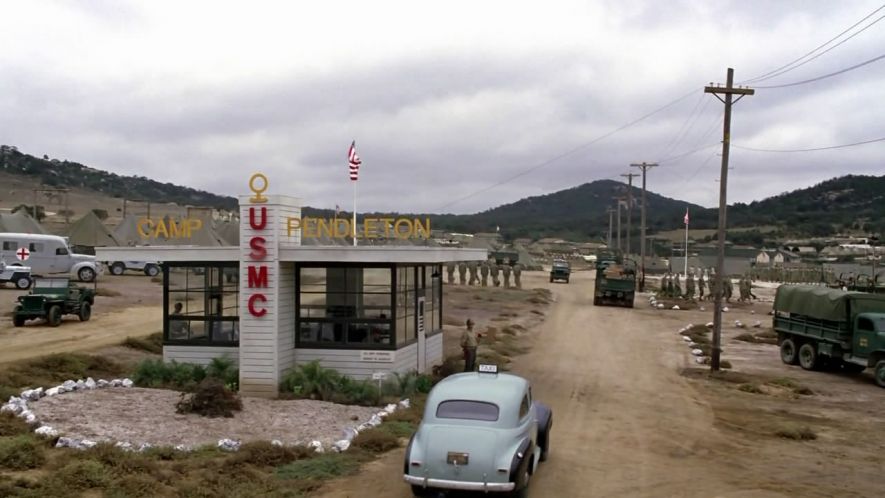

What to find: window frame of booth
left=294, top=262, right=443, bottom=351
left=162, top=261, right=240, bottom=347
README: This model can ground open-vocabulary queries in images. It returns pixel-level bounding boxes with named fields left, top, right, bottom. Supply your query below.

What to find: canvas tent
left=774, top=285, right=885, bottom=323
left=65, top=211, right=119, bottom=248
left=0, top=211, right=48, bottom=234
left=112, top=215, right=148, bottom=246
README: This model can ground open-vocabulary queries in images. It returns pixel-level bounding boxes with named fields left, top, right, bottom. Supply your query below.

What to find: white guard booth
left=97, top=182, right=485, bottom=397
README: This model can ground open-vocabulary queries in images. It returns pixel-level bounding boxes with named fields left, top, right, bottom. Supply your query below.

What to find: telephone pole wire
left=631, top=162, right=658, bottom=292
left=705, top=68, right=754, bottom=372
left=606, top=206, right=615, bottom=247
left=620, top=173, right=639, bottom=256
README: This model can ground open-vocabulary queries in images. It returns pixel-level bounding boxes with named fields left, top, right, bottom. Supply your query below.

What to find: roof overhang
left=95, top=245, right=488, bottom=263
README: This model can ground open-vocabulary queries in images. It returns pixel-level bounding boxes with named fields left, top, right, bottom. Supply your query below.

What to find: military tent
left=65, top=211, right=119, bottom=248
left=0, top=211, right=48, bottom=234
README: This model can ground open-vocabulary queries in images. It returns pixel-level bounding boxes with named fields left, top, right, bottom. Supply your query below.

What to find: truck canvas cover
left=774, top=285, right=885, bottom=322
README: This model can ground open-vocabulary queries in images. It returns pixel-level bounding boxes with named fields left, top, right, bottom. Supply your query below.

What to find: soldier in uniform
left=685, top=272, right=696, bottom=300
left=697, top=271, right=706, bottom=300
left=446, top=261, right=456, bottom=285
left=458, top=261, right=467, bottom=285
left=666, top=273, right=675, bottom=297
left=502, top=263, right=512, bottom=288
left=660, top=273, right=670, bottom=297
left=480, top=260, right=490, bottom=287
left=513, top=263, right=523, bottom=289
left=468, top=261, right=478, bottom=286
left=674, top=273, right=682, bottom=298
left=724, top=276, right=733, bottom=302
left=490, top=259, right=500, bottom=287
left=747, top=276, right=757, bottom=300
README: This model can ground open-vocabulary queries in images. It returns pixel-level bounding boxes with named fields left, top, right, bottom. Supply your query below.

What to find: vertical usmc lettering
left=246, top=173, right=270, bottom=317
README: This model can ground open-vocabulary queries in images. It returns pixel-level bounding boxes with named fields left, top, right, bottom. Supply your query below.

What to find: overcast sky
left=2, top=0, right=883, bottom=214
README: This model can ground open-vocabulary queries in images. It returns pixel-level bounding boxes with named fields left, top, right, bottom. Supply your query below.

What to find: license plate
left=447, top=452, right=469, bottom=465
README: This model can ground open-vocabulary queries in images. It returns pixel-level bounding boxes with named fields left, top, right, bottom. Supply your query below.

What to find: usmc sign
left=246, top=173, right=269, bottom=318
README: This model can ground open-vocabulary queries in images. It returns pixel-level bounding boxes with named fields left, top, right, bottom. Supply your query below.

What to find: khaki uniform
left=502, top=264, right=512, bottom=288
left=513, top=263, right=522, bottom=289
left=460, top=327, right=478, bottom=372
left=480, top=262, right=490, bottom=287
left=458, top=262, right=467, bottom=285
left=446, top=262, right=456, bottom=284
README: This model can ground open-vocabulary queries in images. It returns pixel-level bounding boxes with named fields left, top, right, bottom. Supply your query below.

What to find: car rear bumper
left=404, top=474, right=515, bottom=492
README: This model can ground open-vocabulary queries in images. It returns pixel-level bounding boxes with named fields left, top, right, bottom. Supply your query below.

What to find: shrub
left=0, top=412, right=30, bottom=437
left=228, top=441, right=311, bottom=467
left=56, top=459, right=111, bottom=489
left=133, top=359, right=206, bottom=389
left=280, top=361, right=342, bottom=399
left=275, top=453, right=364, bottom=481
left=105, top=474, right=165, bottom=498
left=376, top=420, right=416, bottom=438
left=206, top=356, right=239, bottom=391
left=122, top=333, right=163, bottom=354
left=352, top=429, right=399, bottom=453
left=738, top=383, right=763, bottom=394
left=176, top=378, right=243, bottom=418
left=0, top=435, right=46, bottom=470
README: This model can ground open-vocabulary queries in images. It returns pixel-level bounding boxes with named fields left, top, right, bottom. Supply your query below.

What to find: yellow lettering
left=154, top=219, right=169, bottom=239
left=394, top=219, right=412, bottom=239
left=188, top=219, right=202, bottom=237
left=137, top=218, right=153, bottom=238
left=317, top=218, right=333, bottom=238
left=380, top=218, right=394, bottom=238
left=414, top=218, right=431, bottom=239
left=168, top=218, right=182, bottom=238
left=334, top=219, right=350, bottom=238
left=364, top=217, right=378, bottom=239
left=302, top=217, right=317, bottom=238
left=249, top=173, right=269, bottom=203
left=287, top=217, right=301, bottom=238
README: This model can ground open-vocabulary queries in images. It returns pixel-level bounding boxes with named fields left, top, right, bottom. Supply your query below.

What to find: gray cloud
left=1, top=0, right=883, bottom=215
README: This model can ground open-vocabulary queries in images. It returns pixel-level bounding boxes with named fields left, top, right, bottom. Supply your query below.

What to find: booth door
left=417, top=296, right=426, bottom=372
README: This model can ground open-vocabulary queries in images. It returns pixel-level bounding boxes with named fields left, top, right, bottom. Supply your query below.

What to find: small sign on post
left=372, top=371, right=387, bottom=393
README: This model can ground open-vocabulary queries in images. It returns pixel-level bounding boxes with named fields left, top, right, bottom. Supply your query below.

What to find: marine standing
left=685, top=272, right=695, bottom=300
left=513, top=263, right=523, bottom=289
left=480, top=261, right=490, bottom=287
left=446, top=262, right=456, bottom=285
left=502, top=264, right=512, bottom=288
left=724, top=276, right=733, bottom=303
left=660, top=273, right=670, bottom=297
left=458, top=262, right=467, bottom=285
left=674, top=273, right=682, bottom=298
left=490, top=260, right=500, bottom=287
left=467, top=261, right=478, bottom=286
left=460, top=319, right=480, bottom=372
left=697, top=272, right=705, bottom=300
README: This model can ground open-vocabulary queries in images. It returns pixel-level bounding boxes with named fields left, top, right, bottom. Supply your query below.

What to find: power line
left=656, top=92, right=706, bottom=159
left=732, top=135, right=885, bottom=152
left=435, top=87, right=700, bottom=211
left=753, top=12, right=885, bottom=83
left=743, top=3, right=885, bottom=83
left=755, top=52, right=885, bottom=88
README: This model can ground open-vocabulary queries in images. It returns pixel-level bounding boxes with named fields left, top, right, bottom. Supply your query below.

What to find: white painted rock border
left=2, top=377, right=411, bottom=456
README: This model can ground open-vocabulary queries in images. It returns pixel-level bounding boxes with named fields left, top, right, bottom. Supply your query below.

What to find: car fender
left=508, top=438, right=534, bottom=486
left=71, top=261, right=98, bottom=276
left=404, top=430, right=427, bottom=475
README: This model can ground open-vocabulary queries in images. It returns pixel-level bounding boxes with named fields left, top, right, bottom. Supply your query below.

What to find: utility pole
left=614, top=197, right=625, bottom=250
left=606, top=207, right=614, bottom=247
left=705, top=68, right=754, bottom=371
left=631, top=162, right=658, bottom=292
left=620, top=173, right=639, bottom=256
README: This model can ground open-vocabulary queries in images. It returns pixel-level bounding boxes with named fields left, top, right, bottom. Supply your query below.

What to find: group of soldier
left=659, top=270, right=757, bottom=303
left=446, top=259, right=523, bottom=289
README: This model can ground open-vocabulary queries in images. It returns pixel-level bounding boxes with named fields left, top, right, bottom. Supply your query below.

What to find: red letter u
left=249, top=207, right=267, bottom=230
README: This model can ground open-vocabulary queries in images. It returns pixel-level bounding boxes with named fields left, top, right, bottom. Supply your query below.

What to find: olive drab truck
left=592, top=250, right=637, bottom=308
left=774, top=285, right=885, bottom=387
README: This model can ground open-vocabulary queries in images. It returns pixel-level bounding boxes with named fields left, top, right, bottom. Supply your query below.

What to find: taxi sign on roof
left=478, top=364, right=498, bottom=374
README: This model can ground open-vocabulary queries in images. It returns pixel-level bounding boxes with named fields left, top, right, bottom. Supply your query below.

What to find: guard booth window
left=164, top=263, right=239, bottom=346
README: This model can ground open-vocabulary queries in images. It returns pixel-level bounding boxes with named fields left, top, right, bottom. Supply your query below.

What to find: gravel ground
left=30, top=387, right=378, bottom=447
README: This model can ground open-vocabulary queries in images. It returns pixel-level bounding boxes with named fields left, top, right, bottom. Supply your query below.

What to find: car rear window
left=436, top=400, right=499, bottom=421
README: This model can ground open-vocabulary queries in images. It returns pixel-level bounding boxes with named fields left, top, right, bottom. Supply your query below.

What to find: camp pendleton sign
left=286, top=216, right=431, bottom=240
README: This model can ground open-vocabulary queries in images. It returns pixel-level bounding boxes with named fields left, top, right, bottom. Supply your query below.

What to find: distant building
left=755, top=249, right=801, bottom=266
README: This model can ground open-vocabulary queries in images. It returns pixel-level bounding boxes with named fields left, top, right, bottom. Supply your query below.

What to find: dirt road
left=315, top=270, right=748, bottom=497
left=0, top=306, right=160, bottom=364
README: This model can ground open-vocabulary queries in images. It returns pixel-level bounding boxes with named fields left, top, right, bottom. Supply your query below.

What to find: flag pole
left=352, top=180, right=357, bottom=247
left=684, top=208, right=689, bottom=277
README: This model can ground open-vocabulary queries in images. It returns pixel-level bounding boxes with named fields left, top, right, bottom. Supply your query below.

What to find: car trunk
left=424, top=426, right=500, bottom=483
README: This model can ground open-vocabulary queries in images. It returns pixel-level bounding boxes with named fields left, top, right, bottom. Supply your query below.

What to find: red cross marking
left=16, top=247, right=30, bottom=261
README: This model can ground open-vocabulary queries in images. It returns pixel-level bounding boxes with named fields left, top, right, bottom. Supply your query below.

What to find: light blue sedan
left=403, top=365, right=553, bottom=497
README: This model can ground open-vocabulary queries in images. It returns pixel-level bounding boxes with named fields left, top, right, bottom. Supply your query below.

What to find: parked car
left=0, top=233, right=102, bottom=282
left=403, top=365, right=552, bottom=497
left=12, top=277, right=95, bottom=327
left=549, top=260, right=570, bottom=283
left=0, top=260, right=32, bottom=289
left=107, top=260, right=161, bottom=277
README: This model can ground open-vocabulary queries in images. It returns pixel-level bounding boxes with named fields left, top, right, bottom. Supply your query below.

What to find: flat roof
left=95, top=245, right=488, bottom=263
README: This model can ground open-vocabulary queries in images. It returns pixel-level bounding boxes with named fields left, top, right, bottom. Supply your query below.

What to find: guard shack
left=96, top=175, right=486, bottom=397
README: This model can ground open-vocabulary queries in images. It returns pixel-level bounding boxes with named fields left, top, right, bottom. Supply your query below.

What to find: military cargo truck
left=773, top=285, right=885, bottom=387
left=593, top=258, right=636, bottom=308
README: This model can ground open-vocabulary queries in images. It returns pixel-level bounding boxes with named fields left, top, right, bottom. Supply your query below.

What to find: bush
left=206, top=356, right=239, bottom=391
left=376, top=420, right=416, bottom=438
left=0, top=435, right=46, bottom=470
left=775, top=426, right=817, bottom=441
left=0, top=412, right=30, bottom=437
left=352, top=429, right=399, bottom=453
left=105, top=474, right=165, bottom=498
left=227, top=441, right=311, bottom=467
left=280, top=361, right=342, bottom=400
left=738, top=383, right=763, bottom=394
left=176, top=378, right=243, bottom=418
left=123, top=333, right=163, bottom=354
left=275, top=453, right=364, bottom=481
left=56, top=459, right=111, bottom=489
left=133, top=359, right=206, bottom=389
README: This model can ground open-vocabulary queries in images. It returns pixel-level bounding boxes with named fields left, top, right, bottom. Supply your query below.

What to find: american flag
left=684, top=207, right=690, bottom=225
left=348, top=141, right=361, bottom=181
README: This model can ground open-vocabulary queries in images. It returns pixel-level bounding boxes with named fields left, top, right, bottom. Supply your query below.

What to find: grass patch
left=275, top=452, right=366, bottom=481
left=0, top=435, right=46, bottom=470
left=227, top=441, right=311, bottom=468
left=0, top=412, right=31, bottom=437
left=104, top=474, right=166, bottom=498
left=0, top=353, right=126, bottom=401
left=490, top=336, right=530, bottom=358
left=376, top=420, right=416, bottom=438
left=766, top=377, right=814, bottom=396
left=56, top=459, right=112, bottom=489
left=352, top=429, right=400, bottom=453
left=775, top=426, right=817, bottom=441
left=122, top=332, right=163, bottom=354
left=738, top=383, right=764, bottom=394
left=95, top=287, right=122, bottom=297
